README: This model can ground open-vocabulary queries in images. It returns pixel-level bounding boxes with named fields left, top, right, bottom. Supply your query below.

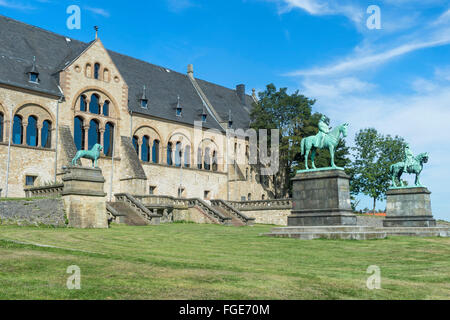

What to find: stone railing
left=210, top=199, right=255, bottom=225
left=227, top=199, right=293, bottom=211
left=188, top=198, right=232, bottom=225
left=134, top=195, right=190, bottom=208
left=24, top=184, right=64, bottom=198
left=115, top=193, right=161, bottom=224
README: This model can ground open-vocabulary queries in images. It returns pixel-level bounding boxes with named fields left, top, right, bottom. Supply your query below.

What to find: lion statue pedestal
left=384, top=187, right=436, bottom=228
left=61, top=166, right=108, bottom=229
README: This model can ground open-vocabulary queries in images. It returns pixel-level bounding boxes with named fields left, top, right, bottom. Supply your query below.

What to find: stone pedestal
left=62, top=166, right=108, bottom=229
left=288, top=169, right=356, bottom=226
left=384, top=187, right=436, bottom=227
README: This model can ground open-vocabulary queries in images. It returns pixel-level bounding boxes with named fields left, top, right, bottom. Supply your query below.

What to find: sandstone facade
left=0, top=16, right=273, bottom=202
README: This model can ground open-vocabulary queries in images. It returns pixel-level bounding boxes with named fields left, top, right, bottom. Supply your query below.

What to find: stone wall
left=173, top=207, right=218, bottom=224
left=0, top=198, right=66, bottom=227
left=243, top=209, right=291, bottom=226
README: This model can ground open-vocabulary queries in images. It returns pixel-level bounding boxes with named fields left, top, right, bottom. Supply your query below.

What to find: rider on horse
left=403, top=144, right=415, bottom=172
left=317, top=115, right=330, bottom=148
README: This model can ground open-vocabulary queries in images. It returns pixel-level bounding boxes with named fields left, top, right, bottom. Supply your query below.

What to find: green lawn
left=0, top=223, right=449, bottom=300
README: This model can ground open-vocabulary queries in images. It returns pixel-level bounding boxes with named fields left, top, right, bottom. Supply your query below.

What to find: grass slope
left=0, top=223, right=449, bottom=300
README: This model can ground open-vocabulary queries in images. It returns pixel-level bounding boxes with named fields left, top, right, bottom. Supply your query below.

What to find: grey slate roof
left=196, top=79, right=253, bottom=130
left=0, top=15, right=254, bottom=131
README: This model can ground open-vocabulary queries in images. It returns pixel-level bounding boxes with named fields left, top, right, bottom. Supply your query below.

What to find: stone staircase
left=210, top=200, right=255, bottom=226
left=187, top=198, right=232, bottom=226
left=106, top=193, right=161, bottom=226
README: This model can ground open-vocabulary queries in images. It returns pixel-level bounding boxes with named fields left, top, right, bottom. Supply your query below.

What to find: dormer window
left=140, top=85, right=148, bottom=109
left=176, top=95, right=182, bottom=117
left=228, top=110, right=233, bottom=128
left=29, top=72, right=39, bottom=83
left=202, top=113, right=207, bottom=122
left=27, top=56, right=39, bottom=84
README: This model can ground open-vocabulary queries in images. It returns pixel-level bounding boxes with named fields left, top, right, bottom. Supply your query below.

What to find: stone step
left=265, top=225, right=450, bottom=240
left=374, top=227, right=450, bottom=237
left=270, top=226, right=377, bottom=233
left=264, top=231, right=387, bottom=240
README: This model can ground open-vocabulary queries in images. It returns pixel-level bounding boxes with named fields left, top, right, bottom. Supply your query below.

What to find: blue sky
left=1, top=0, right=449, bottom=219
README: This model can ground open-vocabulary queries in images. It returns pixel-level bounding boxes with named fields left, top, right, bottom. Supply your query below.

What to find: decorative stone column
left=289, top=169, right=356, bottom=226
left=83, top=125, right=90, bottom=150
left=22, top=121, right=28, bottom=145
left=61, top=166, right=108, bottom=228
left=384, top=187, right=436, bottom=227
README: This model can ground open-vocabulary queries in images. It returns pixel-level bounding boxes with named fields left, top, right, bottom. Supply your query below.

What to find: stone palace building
left=0, top=15, right=274, bottom=202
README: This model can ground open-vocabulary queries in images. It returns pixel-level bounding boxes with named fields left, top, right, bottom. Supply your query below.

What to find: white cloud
left=0, top=0, right=35, bottom=10
left=85, top=6, right=110, bottom=18
left=166, top=0, right=197, bottom=13
left=275, top=0, right=363, bottom=23
left=287, top=33, right=450, bottom=76
left=302, top=77, right=375, bottom=99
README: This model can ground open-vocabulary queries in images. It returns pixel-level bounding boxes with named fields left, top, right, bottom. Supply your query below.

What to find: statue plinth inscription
left=384, top=187, right=436, bottom=228
left=62, top=166, right=108, bottom=229
left=289, top=169, right=357, bottom=226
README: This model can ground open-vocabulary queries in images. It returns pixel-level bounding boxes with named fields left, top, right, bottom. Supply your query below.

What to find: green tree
left=250, top=84, right=350, bottom=198
left=349, top=128, right=406, bottom=212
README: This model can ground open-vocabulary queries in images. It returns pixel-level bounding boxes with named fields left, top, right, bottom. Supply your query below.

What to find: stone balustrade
left=24, top=184, right=64, bottom=198
left=227, top=199, right=293, bottom=211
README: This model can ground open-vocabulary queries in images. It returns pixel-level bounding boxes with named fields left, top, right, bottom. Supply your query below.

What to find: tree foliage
left=349, top=128, right=406, bottom=212
left=250, top=84, right=350, bottom=198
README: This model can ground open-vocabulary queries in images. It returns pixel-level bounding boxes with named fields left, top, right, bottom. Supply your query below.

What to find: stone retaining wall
left=244, top=209, right=291, bottom=226
left=0, top=198, right=66, bottom=227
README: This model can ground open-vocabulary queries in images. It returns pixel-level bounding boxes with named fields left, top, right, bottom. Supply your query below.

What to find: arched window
left=104, top=122, right=114, bottom=156
left=13, top=115, right=23, bottom=144
left=212, top=151, right=218, bottom=172
left=141, top=135, right=150, bottom=162
left=89, top=94, right=100, bottom=114
left=132, top=136, right=139, bottom=156
left=184, top=145, right=191, bottom=168
left=246, top=146, right=249, bottom=163
left=197, top=148, right=202, bottom=169
left=248, top=193, right=252, bottom=201
left=41, top=120, right=52, bottom=148
left=175, top=142, right=182, bottom=167
left=103, top=69, right=109, bottom=82
left=74, top=116, right=85, bottom=150
left=167, top=142, right=173, bottom=165
left=80, top=95, right=87, bottom=112
left=262, top=194, right=266, bottom=200
left=102, top=101, right=109, bottom=117
left=152, top=140, right=160, bottom=163
left=246, top=168, right=249, bottom=181
left=94, top=63, right=100, bottom=80
left=204, top=147, right=211, bottom=171
left=88, top=119, right=100, bottom=150
left=0, top=112, right=3, bottom=142
left=86, top=64, right=92, bottom=78
left=26, top=116, right=38, bottom=147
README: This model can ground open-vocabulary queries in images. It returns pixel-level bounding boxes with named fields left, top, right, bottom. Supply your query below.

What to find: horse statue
left=390, top=152, right=429, bottom=188
left=71, top=144, right=103, bottom=168
left=301, top=123, right=349, bottom=170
